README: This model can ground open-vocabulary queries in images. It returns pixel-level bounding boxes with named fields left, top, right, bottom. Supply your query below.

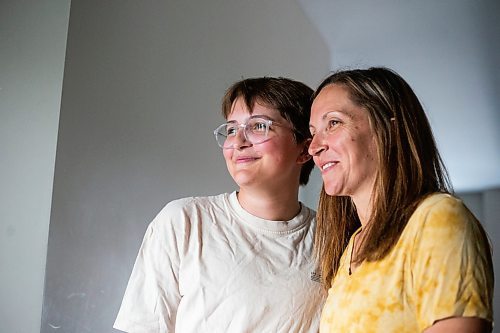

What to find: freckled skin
left=309, top=85, right=378, bottom=209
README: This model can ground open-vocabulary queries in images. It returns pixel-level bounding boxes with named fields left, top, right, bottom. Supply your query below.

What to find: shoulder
left=409, top=193, right=475, bottom=233
left=415, top=193, right=464, bottom=214
left=160, top=193, right=229, bottom=215
left=151, top=193, right=230, bottom=227
left=144, top=193, right=231, bottom=246
left=404, top=193, right=488, bottom=256
left=404, top=194, right=493, bottom=328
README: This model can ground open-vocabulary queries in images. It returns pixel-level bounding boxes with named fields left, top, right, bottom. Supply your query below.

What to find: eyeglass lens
left=215, top=118, right=270, bottom=148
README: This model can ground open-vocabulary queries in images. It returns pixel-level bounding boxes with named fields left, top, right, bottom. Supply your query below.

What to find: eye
left=250, top=120, right=268, bottom=133
left=226, top=124, right=238, bottom=136
left=326, top=119, right=340, bottom=132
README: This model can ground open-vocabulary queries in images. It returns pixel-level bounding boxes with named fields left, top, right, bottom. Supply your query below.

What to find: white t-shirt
left=114, top=192, right=325, bottom=333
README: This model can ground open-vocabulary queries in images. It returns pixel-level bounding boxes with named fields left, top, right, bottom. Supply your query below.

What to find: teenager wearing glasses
left=114, top=77, right=326, bottom=333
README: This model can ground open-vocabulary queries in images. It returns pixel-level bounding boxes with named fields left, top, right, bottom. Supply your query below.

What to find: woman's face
left=223, top=97, right=307, bottom=192
left=308, top=84, right=379, bottom=203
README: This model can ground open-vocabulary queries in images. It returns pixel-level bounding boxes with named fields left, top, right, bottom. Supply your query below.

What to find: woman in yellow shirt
left=308, top=67, right=493, bottom=332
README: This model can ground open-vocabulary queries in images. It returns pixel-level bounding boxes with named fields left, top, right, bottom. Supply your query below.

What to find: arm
left=410, top=195, right=493, bottom=332
left=114, top=203, right=184, bottom=332
left=424, top=317, right=491, bottom=333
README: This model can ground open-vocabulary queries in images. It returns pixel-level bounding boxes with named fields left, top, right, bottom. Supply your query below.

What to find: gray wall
left=298, top=0, right=500, bottom=193
left=459, top=188, right=500, bottom=330
left=0, top=1, right=70, bottom=332
left=41, top=1, right=329, bottom=332
left=483, top=189, right=500, bottom=328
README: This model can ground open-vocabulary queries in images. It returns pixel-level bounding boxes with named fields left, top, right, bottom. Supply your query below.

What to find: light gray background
left=0, top=1, right=498, bottom=332
left=0, top=1, right=71, bottom=332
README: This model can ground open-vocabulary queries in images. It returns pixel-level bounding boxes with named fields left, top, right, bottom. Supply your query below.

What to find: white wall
left=298, top=0, right=500, bottom=194
left=40, top=1, right=329, bottom=332
left=0, top=1, right=70, bottom=332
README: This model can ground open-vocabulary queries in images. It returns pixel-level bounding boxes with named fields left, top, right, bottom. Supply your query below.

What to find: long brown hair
left=314, top=67, right=452, bottom=287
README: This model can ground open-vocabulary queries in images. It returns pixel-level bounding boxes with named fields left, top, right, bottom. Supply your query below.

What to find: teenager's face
left=308, top=84, right=378, bottom=202
left=223, top=97, right=308, bottom=191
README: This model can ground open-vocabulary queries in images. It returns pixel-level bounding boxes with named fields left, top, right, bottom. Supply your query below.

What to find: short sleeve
left=409, top=195, right=493, bottom=330
left=114, top=203, right=184, bottom=333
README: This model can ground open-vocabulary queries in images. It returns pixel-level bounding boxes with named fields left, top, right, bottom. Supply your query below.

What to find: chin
left=232, top=175, right=257, bottom=188
left=323, top=184, right=343, bottom=197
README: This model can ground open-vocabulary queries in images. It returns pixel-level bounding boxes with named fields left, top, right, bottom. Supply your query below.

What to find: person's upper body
left=320, top=193, right=492, bottom=332
left=114, top=192, right=323, bottom=333
left=308, top=67, right=493, bottom=333
left=114, top=77, right=326, bottom=333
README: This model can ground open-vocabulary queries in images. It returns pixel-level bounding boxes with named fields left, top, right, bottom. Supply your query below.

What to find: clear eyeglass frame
left=213, top=116, right=292, bottom=149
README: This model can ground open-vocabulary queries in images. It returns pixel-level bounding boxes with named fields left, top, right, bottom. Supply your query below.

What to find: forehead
left=227, top=97, right=283, bottom=121
left=311, top=85, right=367, bottom=120
left=313, top=84, right=352, bottom=110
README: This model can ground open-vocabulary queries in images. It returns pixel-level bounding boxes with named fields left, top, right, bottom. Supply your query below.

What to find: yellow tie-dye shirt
left=320, top=193, right=493, bottom=333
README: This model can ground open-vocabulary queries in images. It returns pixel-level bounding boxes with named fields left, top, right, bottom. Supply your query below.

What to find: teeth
left=322, top=162, right=335, bottom=170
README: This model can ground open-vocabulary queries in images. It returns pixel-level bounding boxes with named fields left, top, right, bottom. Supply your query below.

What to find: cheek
left=313, top=156, right=321, bottom=168
left=367, top=146, right=379, bottom=172
left=258, top=139, right=283, bottom=155
left=326, top=133, right=347, bottom=152
left=357, top=138, right=378, bottom=175
left=222, top=149, right=232, bottom=162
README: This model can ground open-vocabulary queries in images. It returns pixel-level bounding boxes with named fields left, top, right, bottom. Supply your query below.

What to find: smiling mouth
left=321, top=162, right=337, bottom=171
left=236, top=157, right=259, bottom=163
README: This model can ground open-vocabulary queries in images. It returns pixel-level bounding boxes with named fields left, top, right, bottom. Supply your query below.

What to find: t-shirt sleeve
left=409, top=196, right=493, bottom=330
left=114, top=203, right=184, bottom=333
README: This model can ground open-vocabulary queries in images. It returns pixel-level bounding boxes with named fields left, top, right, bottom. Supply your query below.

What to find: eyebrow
left=309, top=113, right=331, bottom=130
left=249, top=114, right=275, bottom=121
left=226, top=114, right=277, bottom=124
left=321, top=111, right=335, bottom=121
left=323, top=109, right=354, bottom=120
left=309, top=109, right=354, bottom=129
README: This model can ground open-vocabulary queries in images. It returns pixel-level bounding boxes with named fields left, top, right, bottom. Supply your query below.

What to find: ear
left=297, top=139, right=312, bottom=165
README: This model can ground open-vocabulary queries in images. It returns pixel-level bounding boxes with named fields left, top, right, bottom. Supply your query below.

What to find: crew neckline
left=226, top=191, right=311, bottom=235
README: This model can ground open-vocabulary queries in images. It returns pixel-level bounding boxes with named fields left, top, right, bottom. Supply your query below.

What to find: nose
left=232, top=127, right=252, bottom=150
left=308, top=133, right=327, bottom=156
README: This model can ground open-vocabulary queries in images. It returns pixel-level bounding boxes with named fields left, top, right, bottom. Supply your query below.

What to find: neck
left=352, top=192, right=374, bottom=227
left=237, top=187, right=301, bottom=221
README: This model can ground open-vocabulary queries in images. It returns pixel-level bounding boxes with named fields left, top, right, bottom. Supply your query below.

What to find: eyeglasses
left=213, top=116, right=293, bottom=149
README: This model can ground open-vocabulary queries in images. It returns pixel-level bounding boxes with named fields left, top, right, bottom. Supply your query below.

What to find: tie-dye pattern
left=320, top=193, right=493, bottom=332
